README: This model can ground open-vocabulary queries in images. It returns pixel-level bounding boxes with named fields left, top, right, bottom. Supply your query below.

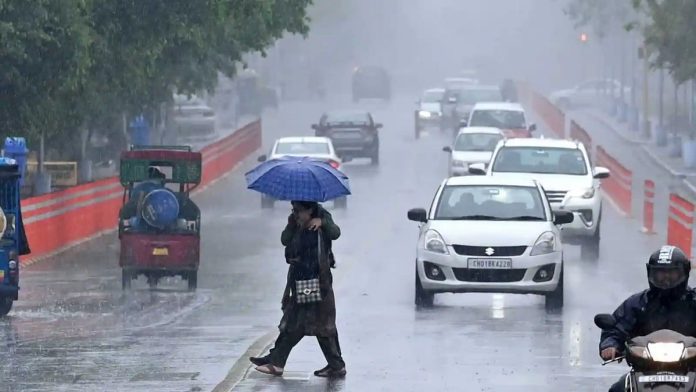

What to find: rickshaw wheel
left=187, top=271, right=198, bottom=291
left=0, top=297, right=13, bottom=316
left=121, top=270, right=132, bottom=290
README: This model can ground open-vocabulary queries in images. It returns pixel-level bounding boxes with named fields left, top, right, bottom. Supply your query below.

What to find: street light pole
left=641, top=42, right=651, bottom=139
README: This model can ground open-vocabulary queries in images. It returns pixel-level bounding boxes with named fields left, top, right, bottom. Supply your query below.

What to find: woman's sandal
left=255, top=364, right=284, bottom=376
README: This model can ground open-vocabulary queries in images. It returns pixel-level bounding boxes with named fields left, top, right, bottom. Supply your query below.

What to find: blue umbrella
left=245, top=156, right=351, bottom=202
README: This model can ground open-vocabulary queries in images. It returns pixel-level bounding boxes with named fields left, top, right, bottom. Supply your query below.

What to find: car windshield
left=435, top=185, right=546, bottom=221
left=323, top=111, right=370, bottom=125
left=458, top=88, right=503, bottom=105
left=469, top=109, right=526, bottom=129
left=275, top=142, right=330, bottom=155
left=422, top=90, right=444, bottom=102
left=491, top=147, right=588, bottom=175
left=454, top=133, right=503, bottom=152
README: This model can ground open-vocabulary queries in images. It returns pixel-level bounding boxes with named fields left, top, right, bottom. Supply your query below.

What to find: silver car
left=169, top=94, right=217, bottom=142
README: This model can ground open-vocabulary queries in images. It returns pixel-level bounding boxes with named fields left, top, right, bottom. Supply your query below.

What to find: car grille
left=544, top=190, right=567, bottom=203
left=453, top=268, right=527, bottom=283
left=452, top=245, right=527, bottom=256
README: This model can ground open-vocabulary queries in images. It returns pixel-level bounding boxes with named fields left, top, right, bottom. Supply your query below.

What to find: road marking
left=211, top=329, right=278, bottom=392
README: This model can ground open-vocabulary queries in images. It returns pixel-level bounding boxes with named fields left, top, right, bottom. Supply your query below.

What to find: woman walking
left=250, top=200, right=346, bottom=378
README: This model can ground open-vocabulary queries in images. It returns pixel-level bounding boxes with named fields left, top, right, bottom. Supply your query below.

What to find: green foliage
left=0, top=0, right=313, bottom=149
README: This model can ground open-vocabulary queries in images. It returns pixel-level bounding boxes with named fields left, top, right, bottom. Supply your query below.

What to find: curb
left=639, top=144, right=692, bottom=178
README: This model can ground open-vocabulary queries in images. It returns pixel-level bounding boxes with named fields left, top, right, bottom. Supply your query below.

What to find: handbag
left=295, top=230, right=324, bottom=304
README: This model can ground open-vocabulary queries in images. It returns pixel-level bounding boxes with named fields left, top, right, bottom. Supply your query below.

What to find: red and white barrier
left=642, top=180, right=656, bottom=234
left=21, top=120, right=262, bottom=266
left=596, top=146, right=632, bottom=216
left=570, top=120, right=592, bottom=158
left=531, top=92, right=565, bottom=138
left=667, top=193, right=694, bottom=258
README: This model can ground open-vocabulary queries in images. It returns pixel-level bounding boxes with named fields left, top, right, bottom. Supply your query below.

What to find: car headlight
left=530, top=231, right=557, bottom=256
left=647, top=342, right=684, bottom=363
left=567, top=187, right=595, bottom=199
left=451, top=160, right=466, bottom=168
left=424, top=229, right=449, bottom=254
left=418, top=111, right=432, bottom=119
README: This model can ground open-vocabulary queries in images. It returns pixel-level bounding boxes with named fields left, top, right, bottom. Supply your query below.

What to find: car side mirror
left=593, top=166, right=610, bottom=179
left=375, top=123, right=383, bottom=129
left=553, top=210, right=574, bottom=225
left=442, top=146, right=452, bottom=153
left=257, top=154, right=267, bottom=162
left=528, top=123, right=537, bottom=132
left=468, top=163, right=486, bottom=175
left=407, top=208, right=428, bottom=223
left=594, top=313, right=617, bottom=330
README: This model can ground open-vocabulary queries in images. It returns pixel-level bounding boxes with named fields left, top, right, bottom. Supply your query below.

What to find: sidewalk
left=582, top=107, right=696, bottom=187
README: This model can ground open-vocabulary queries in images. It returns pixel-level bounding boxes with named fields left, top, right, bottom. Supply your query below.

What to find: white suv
left=407, top=176, right=574, bottom=310
left=469, top=138, right=610, bottom=260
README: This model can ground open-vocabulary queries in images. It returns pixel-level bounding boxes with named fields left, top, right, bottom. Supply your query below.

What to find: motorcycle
left=594, top=313, right=696, bottom=391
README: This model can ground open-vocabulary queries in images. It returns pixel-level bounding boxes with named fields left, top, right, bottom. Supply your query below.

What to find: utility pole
left=640, top=43, right=651, bottom=139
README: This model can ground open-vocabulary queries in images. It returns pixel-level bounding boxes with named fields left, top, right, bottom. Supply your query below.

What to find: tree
left=563, top=0, right=635, bottom=40
left=633, top=0, right=696, bottom=84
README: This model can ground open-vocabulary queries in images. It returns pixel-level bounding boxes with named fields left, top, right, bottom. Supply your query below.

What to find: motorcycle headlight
left=567, top=187, right=595, bottom=199
left=628, top=345, right=651, bottom=359
left=424, top=229, right=449, bottom=254
left=530, top=231, right=557, bottom=256
left=682, top=346, right=696, bottom=360
left=418, top=111, right=432, bottom=119
left=647, top=342, right=684, bottom=363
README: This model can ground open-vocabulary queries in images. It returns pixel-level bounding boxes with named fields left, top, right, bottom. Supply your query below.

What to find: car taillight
left=328, top=160, right=340, bottom=169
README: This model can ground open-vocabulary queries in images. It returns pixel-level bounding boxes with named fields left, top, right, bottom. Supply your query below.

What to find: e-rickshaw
left=118, top=145, right=202, bottom=291
left=0, top=158, right=29, bottom=315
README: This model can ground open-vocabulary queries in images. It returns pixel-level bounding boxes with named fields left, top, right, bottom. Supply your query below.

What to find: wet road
left=0, top=91, right=667, bottom=391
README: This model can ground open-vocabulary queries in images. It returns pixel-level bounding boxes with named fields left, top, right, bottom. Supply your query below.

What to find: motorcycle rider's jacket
left=599, top=287, right=696, bottom=352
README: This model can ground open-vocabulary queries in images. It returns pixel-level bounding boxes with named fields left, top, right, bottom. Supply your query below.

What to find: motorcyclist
left=599, top=245, right=696, bottom=392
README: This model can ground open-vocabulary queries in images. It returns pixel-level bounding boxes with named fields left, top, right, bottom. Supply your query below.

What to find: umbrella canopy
left=245, top=156, right=351, bottom=202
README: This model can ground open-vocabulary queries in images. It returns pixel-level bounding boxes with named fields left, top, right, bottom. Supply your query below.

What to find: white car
left=257, top=136, right=347, bottom=209
left=469, top=138, right=610, bottom=260
left=549, top=78, right=631, bottom=110
left=407, top=176, right=573, bottom=310
left=442, top=127, right=505, bottom=176
left=463, top=102, right=536, bottom=138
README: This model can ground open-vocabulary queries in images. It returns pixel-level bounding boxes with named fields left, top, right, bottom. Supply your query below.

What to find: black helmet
left=646, top=245, right=691, bottom=294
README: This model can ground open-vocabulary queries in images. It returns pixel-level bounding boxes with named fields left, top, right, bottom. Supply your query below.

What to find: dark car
left=352, top=66, right=391, bottom=102
left=312, top=110, right=382, bottom=165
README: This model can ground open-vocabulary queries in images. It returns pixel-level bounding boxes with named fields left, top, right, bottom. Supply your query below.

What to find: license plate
left=638, top=375, right=689, bottom=383
left=152, top=247, right=169, bottom=256
left=467, top=258, right=512, bottom=269
left=333, top=132, right=361, bottom=139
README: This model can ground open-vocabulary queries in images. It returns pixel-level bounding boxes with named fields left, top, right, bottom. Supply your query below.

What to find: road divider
left=596, top=146, right=632, bottom=217
left=642, top=180, right=656, bottom=234
left=667, top=193, right=694, bottom=258
left=570, top=120, right=592, bottom=159
left=531, top=92, right=565, bottom=138
left=21, top=120, right=262, bottom=266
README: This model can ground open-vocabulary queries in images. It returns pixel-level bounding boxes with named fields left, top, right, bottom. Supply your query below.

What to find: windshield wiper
left=450, top=215, right=502, bottom=220
left=507, top=215, right=545, bottom=221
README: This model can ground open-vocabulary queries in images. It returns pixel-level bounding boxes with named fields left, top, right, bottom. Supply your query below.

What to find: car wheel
left=187, top=271, right=198, bottom=291
left=415, top=267, right=434, bottom=308
left=122, top=270, right=132, bottom=290
left=261, top=196, right=275, bottom=209
left=334, top=197, right=347, bottom=209
left=581, top=220, right=601, bottom=261
left=545, top=265, right=564, bottom=311
left=0, top=297, right=13, bottom=316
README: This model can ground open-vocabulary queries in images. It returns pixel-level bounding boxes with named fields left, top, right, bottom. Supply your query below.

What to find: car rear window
left=458, top=88, right=503, bottom=105
left=454, top=133, right=503, bottom=152
left=491, top=147, right=588, bottom=175
left=469, top=109, right=526, bottom=129
left=323, top=111, right=370, bottom=125
left=275, top=142, right=330, bottom=155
